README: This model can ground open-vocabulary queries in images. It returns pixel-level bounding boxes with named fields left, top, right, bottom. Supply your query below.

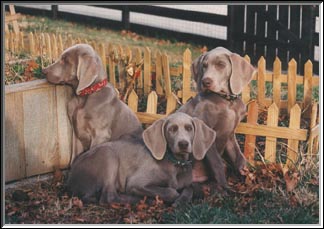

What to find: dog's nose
left=178, top=140, right=189, bottom=150
left=202, top=78, right=212, bottom=87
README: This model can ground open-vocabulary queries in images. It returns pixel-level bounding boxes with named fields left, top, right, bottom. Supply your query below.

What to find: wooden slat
left=303, top=60, right=313, bottom=117
left=182, top=48, right=192, bottom=104
left=9, top=5, right=20, bottom=34
left=55, top=86, right=73, bottom=168
left=144, top=47, right=152, bottom=94
left=5, top=92, right=26, bottom=181
left=51, top=33, right=58, bottom=61
left=108, top=44, right=116, bottom=87
left=23, top=87, right=59, bottom=177
left=5, top=32, right=9, bottom=51
left=19, top=31, right=24, bottom=52
left=5, top=79, right=53, bottom=94
left=166, top=93, right=178, bottom=115
left=155, top=51, right=163, bottom=95
left=146, top=91, right=158, bottom=114
left=307, top=103, right=318, bottom=157
left=57, top=34, right=63, bottom=55
left=45, top=33, right=52, bottom=61
left=286, top=104, right=301, bottom=168
left=287, top=59, right=297, bottom=113
left=273, top=57, right=281, bottom=107
left=257, top=56, right=266, bottom=104
left=99, top=43, right=106, bottom=73
left=134, top=47, right=143, bottom=90
left=136, top=112, right=165, bottom=124
left=264, top=103, right=279, bottom=163
left=242, top=55, right=251, bottom=104
left=236, top=122, right=307, bottom=141
left=243, top=101, right=258, bottom=163
left=127, top=89, right=138, bottom=113
left=162, top=53, right=171, bottom=97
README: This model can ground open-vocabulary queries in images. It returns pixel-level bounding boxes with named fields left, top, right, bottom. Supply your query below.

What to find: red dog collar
left=79, top=79, right=108, bottom=96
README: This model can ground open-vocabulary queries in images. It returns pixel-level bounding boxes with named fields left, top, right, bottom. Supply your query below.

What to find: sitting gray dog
left=42, top=44, right=142, bottom=163
left=66, top=112, right=216, bottom=205
left=178, top=47, right=255, bottom=190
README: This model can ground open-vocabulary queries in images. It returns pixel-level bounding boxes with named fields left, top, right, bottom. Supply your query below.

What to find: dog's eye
left=169, top=125, right=178, bottom=133
left=216, top=61, right=225, bottom=69
left=185, top=125, right=193, bottom=132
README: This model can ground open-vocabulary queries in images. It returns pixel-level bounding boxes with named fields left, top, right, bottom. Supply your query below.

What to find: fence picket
left=51, top=34, right=58, bottom=61
left=307, top=103, right=318, bottom=158
left=287, top=59, right=297, bottom=114
left=146, top=91, right=158, bottom=114
left=243, top=100, right=258, bottom=164
left=28, top=32, right=35, bottom=56
left=45, top=33, right=52, bottom=61
left=162, top=53, right=171, bottom=97
left=257, top=56, right=266, bottom=104
left=144, top=47, right=152, bottom=94
left=108, top=44, right=116, bottom=87
left=242, top=55, right=251, bottom=104
left=273, top=57, right=281, bottom=107
left=155, top=51, right=163, bottom=95
left=182, top=48, right=192, bottom=104
left=134, top=47, right=143, bottom=90
left=19, top=31, right=24, bottom=52
left=303, top=60, right=313, bottom=117
left=99, top=43, right=106, bottom=73
left=264, top=103, right=279, bottom=163
left=286, top=104, right=301, bottom=168
left=57, top=34, right=63, bottom=54
left=127, top=89, right=138, bottom=113
left=166, top=93, right=178, bottom=115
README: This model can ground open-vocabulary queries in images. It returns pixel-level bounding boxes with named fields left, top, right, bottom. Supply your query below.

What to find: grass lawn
left=5, top=13, right=320, bottom=225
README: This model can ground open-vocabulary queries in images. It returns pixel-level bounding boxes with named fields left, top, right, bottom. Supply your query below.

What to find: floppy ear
left=229, top=53, right=255, bottom=95
left=192, top=118, right=216, bottom=160
left=143, top=118, right=167, bottom=160
left=191, top=54, right=205, bottom=83
left=76, top=55, right=100, bottom=95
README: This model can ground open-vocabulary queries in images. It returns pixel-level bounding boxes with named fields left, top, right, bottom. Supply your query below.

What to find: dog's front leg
left=224, top=133, right=246, bottom=171
left=173, top=186, right=193, bottom=207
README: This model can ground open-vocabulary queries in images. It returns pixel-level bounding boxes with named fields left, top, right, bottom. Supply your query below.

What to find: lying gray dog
left=67, top=112, right=216, bottom=205
left=178, top=47, right=255, bottom=189
left=42, top=44, right=142, bottom=163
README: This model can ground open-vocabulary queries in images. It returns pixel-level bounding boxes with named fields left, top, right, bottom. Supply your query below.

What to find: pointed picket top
left=155, top=50, right=163, bottom=95
left=273, top=57, right=281, bottom=69
left=257, top=56, right=266, bottom=66
left=146, top=91, right=158, bottom=114
left=45, top=33, right=52, bottom=61
left=29, top=32, right=35, bottom=56
left=57, top=34, right=63, bottom=54
left=286, top=103, right=301, bottom=168
left=244, top=55, right=251, bottom=63
left=289, top=104, right=301, bottom=136
left=288, top=58, right=297, bottom=69
left=162, top=52, right=171, bottom=97
left=182, top=48, right=192, bottom=104
left=127, top=89, right=138, bottom=113
left=267, top=102, right=279, bottom=118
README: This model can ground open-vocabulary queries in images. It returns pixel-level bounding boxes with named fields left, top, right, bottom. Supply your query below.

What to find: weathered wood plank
left=127, top=89, right=138, bottom=113
left=286, top=104, right=301, bottom=168
left=146, top=91, right=158, bottom=114
left=5, top=92, right=26, bottom=181
left=264, top=103, right=279, bottom=163
left=162, top=53, right=171, bottom=97
left=273, top=57, right=281, bottom=107
left=155, top=51, right=163, bottom=95
left=23, top=87, right=59, bottom=177
left=243, top=101, right=258, bottom=163
left=182, top=48, right=192, bottom=104
left=144, top=47, right=152, bottom=94
left=287, top=59, right=297, bottom=113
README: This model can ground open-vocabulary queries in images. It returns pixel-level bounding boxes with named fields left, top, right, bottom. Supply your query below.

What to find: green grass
left=162, top=189, right=319, bottom=224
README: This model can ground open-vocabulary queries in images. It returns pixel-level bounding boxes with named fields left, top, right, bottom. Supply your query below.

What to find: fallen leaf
left=284, top=171, right=299, bottom=192
left=136, top=196, right=148, bottom=211
left=52, top=166, right=63, bottom=184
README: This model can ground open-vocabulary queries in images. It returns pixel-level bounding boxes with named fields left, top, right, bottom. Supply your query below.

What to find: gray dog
left=42, top=44, right=142, bottom=163
left=178, top=47, right=255, bottom=190
left=67, top=112, right=216, bottom=205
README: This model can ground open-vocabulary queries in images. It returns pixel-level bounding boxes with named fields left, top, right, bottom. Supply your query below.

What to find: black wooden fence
left=11, top=4, right=320, bottom=75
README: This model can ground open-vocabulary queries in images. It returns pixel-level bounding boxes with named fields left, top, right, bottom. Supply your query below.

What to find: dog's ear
left=229, top=53, right=255, bottom=95
left=192, top=118, right=216, bottom=160
left=191, top=54, right=206, bottom=83
left=76, top=54, right=100, bottom=95
left=143, top=118, right=167, bottom=160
